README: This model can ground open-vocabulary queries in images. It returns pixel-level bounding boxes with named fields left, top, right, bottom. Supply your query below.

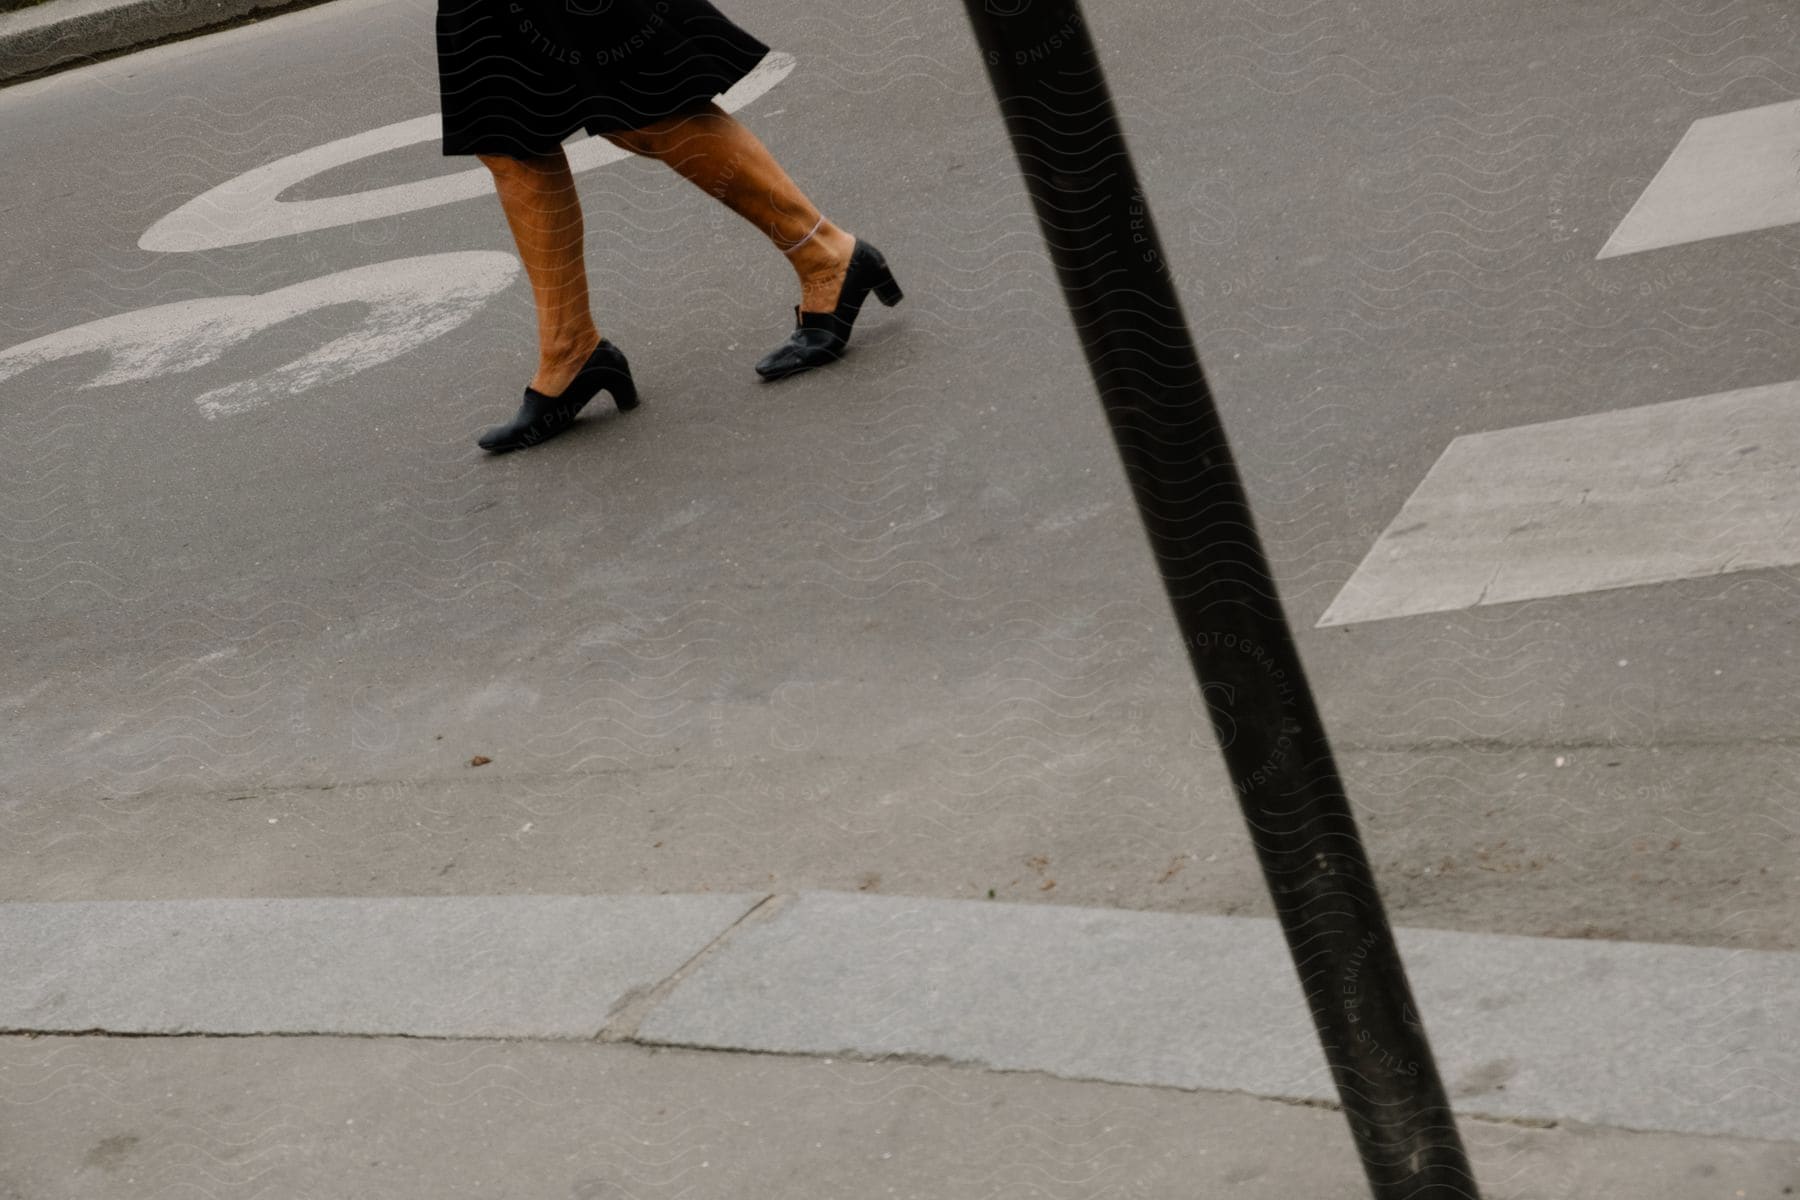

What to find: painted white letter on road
left=0, top=252, right=519, bottom=418
left=139, top=53, right=796, bottom=252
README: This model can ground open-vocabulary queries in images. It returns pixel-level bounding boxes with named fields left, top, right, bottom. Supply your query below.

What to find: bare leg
left=478, top=149, right=604, bottom=398
left=604, top=104, right=858, bottom=313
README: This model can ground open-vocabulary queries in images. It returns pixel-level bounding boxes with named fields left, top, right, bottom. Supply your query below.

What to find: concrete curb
left=0, top=893, right=770, bottom=1039
left=4, top=890, right=1797, bottom=1143
left=0, top=0, right=337, bottom=87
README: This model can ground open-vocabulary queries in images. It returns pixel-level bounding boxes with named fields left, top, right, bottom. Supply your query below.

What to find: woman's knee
left=604, top=105, right=727, bottom=158
left=600, top=126, right=661, bottom=157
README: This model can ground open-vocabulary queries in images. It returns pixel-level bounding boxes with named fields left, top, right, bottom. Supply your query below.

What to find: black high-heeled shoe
left=478, top=338, right=638, bottom=454
left=755, top=239, right=903, bottom=381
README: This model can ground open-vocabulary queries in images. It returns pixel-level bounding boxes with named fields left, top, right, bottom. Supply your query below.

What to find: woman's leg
left=603, top=104, right=859, bottom=313
left=478, top=150, right=604, bottom=398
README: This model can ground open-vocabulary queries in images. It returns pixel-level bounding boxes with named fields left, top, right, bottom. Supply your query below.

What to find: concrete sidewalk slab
left=641, top=890, right=1324, bottom=1090
left=638, top=891, right=1800, bottom=1142
left=4, top=890, right=1798, bottom=1142
left=0, top=893, right=763, bottom=1038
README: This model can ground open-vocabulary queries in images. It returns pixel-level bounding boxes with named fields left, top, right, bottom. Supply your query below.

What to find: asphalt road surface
left=4, top=0, right=1798, bottom=950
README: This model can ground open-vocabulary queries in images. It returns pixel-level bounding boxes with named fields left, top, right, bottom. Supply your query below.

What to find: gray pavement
left=3, top=0, right=1800, bottom=1191
left=6, top=1034, right=1795, bottom=1200
left=2, top=0, right=1796, bottom=950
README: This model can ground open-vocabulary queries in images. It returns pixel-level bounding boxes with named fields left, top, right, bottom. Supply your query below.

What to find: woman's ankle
left=788, top=224, right=854, bottom=282
left=540, top=325, right=602, bottom=364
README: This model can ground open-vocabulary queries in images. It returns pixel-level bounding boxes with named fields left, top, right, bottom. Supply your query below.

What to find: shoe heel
left=595, top=341, right=639, bottom=411
left=609, top=369, right=639, bottom=412
left=872, top=271, right=904, bottom=307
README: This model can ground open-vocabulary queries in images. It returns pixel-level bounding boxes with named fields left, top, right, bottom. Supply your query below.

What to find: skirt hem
left=436, top=0, right=771, bottom=159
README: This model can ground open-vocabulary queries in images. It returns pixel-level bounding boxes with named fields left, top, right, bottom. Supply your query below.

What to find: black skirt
left=437, top=0, right=771, bottom=157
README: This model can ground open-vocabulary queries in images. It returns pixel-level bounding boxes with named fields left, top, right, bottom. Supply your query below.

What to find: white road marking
left=1318, top=378, right=1800, bottom=626
left=138, top=52, right=798, bottom=252
left=1598, top=99, right=1800, bottom=258
left=0, top=252, right=519, bottom=417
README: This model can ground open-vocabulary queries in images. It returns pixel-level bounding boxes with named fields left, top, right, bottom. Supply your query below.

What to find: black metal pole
left=955, top=3, right=1479, bottom=1196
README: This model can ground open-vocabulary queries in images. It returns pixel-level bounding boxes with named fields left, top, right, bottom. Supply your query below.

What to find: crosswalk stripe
left=1318, top=378, right=1800, bottom=626
left=1599, top=99, right=1800, bottom=258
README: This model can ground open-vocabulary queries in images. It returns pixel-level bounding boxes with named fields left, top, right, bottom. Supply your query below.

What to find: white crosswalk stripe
left=1600, top=99, right=1800, bottom=258
left=1319, top=378, right=1800, bottom=626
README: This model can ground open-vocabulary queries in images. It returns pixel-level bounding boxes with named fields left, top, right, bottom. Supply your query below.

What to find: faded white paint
left=139, top=52, right=798, bottom=252
left=0, top=252, right=519, bottom=418
left=1599, top=100, right=1800, bottom=258
left=1319, top=378, right=1800, bottom=625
